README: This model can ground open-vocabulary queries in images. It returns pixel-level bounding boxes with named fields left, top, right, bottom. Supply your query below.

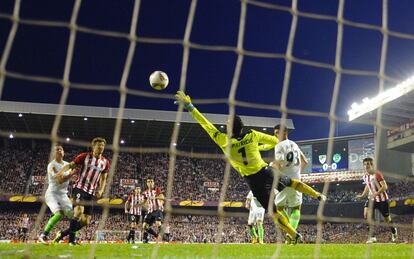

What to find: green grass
left=0, top=243, right=412, bottom=258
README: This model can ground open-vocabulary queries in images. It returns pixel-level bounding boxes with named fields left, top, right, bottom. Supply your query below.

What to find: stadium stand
left=1, top=142, right=413, bottom=203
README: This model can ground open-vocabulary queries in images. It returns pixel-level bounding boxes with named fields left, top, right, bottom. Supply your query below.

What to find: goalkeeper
left=175, top=91, right=326, bottom=244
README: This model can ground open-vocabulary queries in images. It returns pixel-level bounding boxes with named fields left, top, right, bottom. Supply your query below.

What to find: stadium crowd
left=0, top=144, right=413, bottom=204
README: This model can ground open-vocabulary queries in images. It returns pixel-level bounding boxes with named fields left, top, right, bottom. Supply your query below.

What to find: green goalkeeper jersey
left=190, top=108, right=278, bottom=176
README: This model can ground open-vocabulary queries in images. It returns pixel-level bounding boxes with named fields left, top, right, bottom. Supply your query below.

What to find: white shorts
left=247, top=207, right=265, bottom=225
left=274, top=187, right=302, bottom=208
left=45, top=191, right=72, bottom=214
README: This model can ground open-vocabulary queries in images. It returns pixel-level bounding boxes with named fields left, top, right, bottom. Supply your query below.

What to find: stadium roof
left=347, top=76, right=414, bottom=128
left=347, top=80, right=414, bottom=153
left=0, top=101, right=294, bottom=149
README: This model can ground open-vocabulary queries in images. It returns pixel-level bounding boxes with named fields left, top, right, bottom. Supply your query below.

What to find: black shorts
left=128, top=214, right=142, bottom=224
left=374, top=200, right=391, bottom=218
left=144, top=210, right=163, bottom=225
left=244, top=167, right=291, bottom=213
left=72, top=188, right=95, bottom=215
left=19, top=227, right=28, bottom=234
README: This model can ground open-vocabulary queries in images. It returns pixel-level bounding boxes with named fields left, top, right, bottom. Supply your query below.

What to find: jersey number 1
left=238, top=147, right=248, bottom=165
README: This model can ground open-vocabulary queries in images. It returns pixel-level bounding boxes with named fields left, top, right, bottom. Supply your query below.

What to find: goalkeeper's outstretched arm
left=175, top=91, right=227, bottom=148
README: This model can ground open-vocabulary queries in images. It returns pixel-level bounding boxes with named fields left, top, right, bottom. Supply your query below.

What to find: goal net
left=0, top=0, right=413, bottom=258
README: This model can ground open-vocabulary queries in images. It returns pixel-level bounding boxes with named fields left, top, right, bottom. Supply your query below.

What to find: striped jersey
left=73, top=152, right=110, bottom=195
left=20, top=217, right=29, bottom=228
left=143, top=187, right=163, bottom=213
left=127, top=193, right=145, bottom=215
left=363, top=171, right=389, bottom=202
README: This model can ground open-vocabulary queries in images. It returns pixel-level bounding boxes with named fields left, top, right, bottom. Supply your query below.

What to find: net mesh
left=0, top=0, right=413, bottom=258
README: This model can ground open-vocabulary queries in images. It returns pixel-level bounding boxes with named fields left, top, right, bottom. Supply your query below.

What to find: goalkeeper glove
left=174, top=91, right=194, bottom=111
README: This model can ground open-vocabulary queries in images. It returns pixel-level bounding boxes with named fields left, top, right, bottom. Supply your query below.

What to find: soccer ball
left=149, top=71, right=169, bottom=90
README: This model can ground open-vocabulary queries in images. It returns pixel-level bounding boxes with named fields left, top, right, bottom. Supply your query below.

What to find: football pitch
left=0, top=243, right=412, bottom=259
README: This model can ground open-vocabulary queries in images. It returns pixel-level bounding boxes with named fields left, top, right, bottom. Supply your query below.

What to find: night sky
left=1, top=0, right=414, bottom=140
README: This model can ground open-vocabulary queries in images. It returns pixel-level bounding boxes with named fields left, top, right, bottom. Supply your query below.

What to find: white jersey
left=47, top=159, right=70, bottom=194
left=246, top=191, right=263, bottom=211
left=274, top=139, right=303, bottom=179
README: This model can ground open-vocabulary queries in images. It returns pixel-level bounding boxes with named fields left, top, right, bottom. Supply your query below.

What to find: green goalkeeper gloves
left=174, top=91, right=194, bottom=111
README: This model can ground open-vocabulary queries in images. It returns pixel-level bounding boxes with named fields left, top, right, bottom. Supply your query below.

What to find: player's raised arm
left=125, top=195, right=131, bottom=213
left=245, top=197, right=251, bottom=209
left=258, top=143, right=274, bottom=151
left=255, top=130, right=279, bottom=147
left=245, top=191, right=254, bottom=209
left=175, top=91, right=227, bottom=148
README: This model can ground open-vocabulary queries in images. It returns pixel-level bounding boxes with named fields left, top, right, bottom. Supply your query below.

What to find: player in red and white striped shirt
left=125, top=186, right=145, bottom=243
left=357, top=157, right=397, bottom=243
left=54, top=137, right=110, bottom=245
left=142, top=177, right=165, bottom=243
left=18, top=213, right=30, bottom=242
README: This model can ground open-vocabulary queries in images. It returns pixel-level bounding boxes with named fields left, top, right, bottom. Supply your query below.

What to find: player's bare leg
left=53, top=206, right=85, bottom=245
left=143, top=222, right=158, bottom=243
left=385, top=215, right=398, bottom=242
left=365, top=206, right=377, bottom=244
left=155, top=220, right=162, bottom=243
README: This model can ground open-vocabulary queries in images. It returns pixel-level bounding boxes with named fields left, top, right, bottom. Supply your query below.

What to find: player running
left=125, top=186, right=146, bottom=243
left=38, top=145, right=74, bottom=244
left=246, top=191, right=265, bottom=244
left=142, top=177, right=165, bottom=243
left=18, top=213, right=30, bottom=243
left=356, top=157, right=397, bottom=243
left=174, top=91, right=326, bottom=244
left=264, top=124, right=307, bottom=244
left=53, top=137, right=110, bottom=245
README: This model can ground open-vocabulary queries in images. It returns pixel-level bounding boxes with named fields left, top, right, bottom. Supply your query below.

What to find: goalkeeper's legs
left=289, top=179, right=325, bottom=201
left=274, top=208, right=297, bottom=240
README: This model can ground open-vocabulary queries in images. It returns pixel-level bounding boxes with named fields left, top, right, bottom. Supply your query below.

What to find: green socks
left=274, top=211, right=296, bottom=239
left=249, top=225, right=258, bottom=239
left=257, top=223, right=264, bottom=243
left=289, top=208, right=301, bottom=230
left=44, top=213, right=63, bottom=235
